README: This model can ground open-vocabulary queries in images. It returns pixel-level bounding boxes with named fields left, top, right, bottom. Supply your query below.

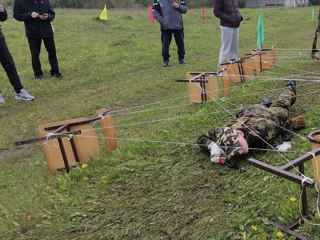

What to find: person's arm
left=0, top=4, right=8, bottom=22
left=13, top=1, right=33, bottom=21
left=213, top=0, right=231, bottom=23
left=45, top=1, right=55, bottom=21
left=152, top=0, right=163, bottom=24
left=276, top=120, right=293, bottom=152
left=173, top=0, right=187, bottom=14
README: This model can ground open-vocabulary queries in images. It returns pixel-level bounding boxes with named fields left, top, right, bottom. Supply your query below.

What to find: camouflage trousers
left=197, top=86, right=296, bottom=153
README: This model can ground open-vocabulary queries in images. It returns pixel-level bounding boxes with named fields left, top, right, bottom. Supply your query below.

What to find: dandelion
left=276, top=231, right=284, bottom=238
left=290, top=197, right=297, bottom=203
left=26, top=215, right=32, bottom=221
left=251, top=225, right=258, bottom=231
left=81, top=164, right=88, bottom=169
left=83, top=176, right=89, bottom=181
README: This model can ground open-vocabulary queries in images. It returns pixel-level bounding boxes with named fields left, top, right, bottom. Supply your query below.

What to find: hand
left=31, top=12, right=39, bottom=18
left=208, top=142, right=225, bottom=163
left=39, top=13, right=48, bottom=20
left=276, top=141, right=292, bottom=152
left=0, top=4, right=4, bottom=12
left=172, top=0, right=179, bottom=8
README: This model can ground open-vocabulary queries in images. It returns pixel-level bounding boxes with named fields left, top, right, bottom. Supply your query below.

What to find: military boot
left=286, top=80, right=296, bottom=105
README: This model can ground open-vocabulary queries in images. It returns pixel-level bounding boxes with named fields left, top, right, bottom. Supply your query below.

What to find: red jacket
left=213, top=0, right=243, bottom=28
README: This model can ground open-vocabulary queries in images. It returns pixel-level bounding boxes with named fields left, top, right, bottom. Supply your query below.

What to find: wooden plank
left=38, top=118, right=100, bottom=173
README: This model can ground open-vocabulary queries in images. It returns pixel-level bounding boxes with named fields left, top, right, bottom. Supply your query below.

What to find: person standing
left=13, top=0, right=62, bottom=80
left=152, top=0, right=187, bottom=67
left=213, top=0, right=243, bottom=65
left=0, top=4, right=35, bottom=104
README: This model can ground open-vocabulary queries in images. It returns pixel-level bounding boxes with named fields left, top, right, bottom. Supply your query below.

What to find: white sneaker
left=15, top=89, right=35, bottom=101
left=0, top=92, right=5, bottom=104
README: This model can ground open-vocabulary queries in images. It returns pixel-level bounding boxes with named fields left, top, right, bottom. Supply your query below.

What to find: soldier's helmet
left=214, top=127, right=242, bottom=159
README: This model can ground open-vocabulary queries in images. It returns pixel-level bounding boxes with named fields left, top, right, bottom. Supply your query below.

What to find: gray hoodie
left=152, top=0, right=187, bottom=30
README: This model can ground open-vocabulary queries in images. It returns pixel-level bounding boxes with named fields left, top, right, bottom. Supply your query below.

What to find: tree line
left=2, top=0, right=320, bottom=9
left=1, top=0, right=216, bottom=8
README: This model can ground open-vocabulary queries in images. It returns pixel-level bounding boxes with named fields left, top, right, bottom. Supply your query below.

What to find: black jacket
left=0, top=8, right=7, bottom=39
left=13, top=0, right=55, bottom=38
left=213, top=0, right=243, bottom=28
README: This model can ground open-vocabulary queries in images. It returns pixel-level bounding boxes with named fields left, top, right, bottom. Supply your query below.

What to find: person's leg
left=0, top=37, right=23, bottom=93
left=271, top=81, right=296, bottom=110
left=219, top=26, right=234, bottom=64
left=161, top=30, right=172, bottom=63
left=229, top=27, right=239, bottom=60
left=173, top=29, right=185, bottom=62
left=43, top=37, right=60, bottom=76
left=27, top=37, right=43, bottom=77
left=268, top=81, right=296, bottom=129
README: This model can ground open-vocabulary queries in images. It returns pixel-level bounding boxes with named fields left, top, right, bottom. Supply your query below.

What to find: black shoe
left=286, top=80, right=296, bottom=105
left=179, top=59, right=186, bottom=64
left=34, top=74, right=43, bottom=80
left=163, top=61, right=170, bottom=67
left=260, top=98, right=272, bottom=107
left=51, top=72, right=63, bottom=79
left=286, top=80, right=297, bottom=89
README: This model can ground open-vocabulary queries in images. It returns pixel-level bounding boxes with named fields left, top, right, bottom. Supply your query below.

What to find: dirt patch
left=0, top=145, right=31, bottom=165
left=0, top=149, right=10, bottom=159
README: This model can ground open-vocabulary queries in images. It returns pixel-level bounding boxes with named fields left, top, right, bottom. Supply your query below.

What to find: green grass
left=1, top=7, right=320, bottom=240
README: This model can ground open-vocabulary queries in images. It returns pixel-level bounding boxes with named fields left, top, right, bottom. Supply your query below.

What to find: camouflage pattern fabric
left=197, top=86, right=296, bottom=160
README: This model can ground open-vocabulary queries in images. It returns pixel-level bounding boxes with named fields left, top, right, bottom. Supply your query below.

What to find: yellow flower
left=26, top=215, right=32, bottom=221
left=83, top=176, right=89, bottom=181
left=81, top=164, right=88, bottom=169
left=290, top=197, right=297, bottom=203
left=276, top=231, right=284, bottom=238
left=251, top=225, right=258, bottom=231
left=315, top=212, right=320, bottom=219
left=44, top=186, right=51, bottom=191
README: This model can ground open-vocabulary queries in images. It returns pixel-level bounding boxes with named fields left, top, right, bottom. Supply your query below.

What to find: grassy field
left=1, top=6, right=320, bottom=240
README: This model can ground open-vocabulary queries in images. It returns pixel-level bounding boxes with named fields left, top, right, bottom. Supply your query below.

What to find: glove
left=276, top=141, right=292, bottom=152
left=208, top=142, right=225, bottom=163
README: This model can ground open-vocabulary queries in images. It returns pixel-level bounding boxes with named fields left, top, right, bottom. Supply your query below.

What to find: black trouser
left=0, top=36, right=23, bottom=93
left=27, top=37, right=60, bottom=76
left=161, top=29, right=185, bottom=62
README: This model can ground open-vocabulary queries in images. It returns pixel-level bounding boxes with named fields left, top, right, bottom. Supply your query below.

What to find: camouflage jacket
left=225, top=103, right=292, bottom=148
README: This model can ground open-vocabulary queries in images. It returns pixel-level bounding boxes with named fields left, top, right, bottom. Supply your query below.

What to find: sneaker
left=179, top=59, right=186, bottom=64
left=15, top=89, right=35, bottom=101
left=34, top=74, right=43, bottom=80
left=163, top=61, right=170, bottom=67
left=51, top=72, right=62, bottom=79
left=0, top=92, right=5, bottom=104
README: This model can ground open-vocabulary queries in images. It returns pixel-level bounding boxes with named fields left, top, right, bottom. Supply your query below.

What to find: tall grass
left=0, top=7, right=320, bottom=239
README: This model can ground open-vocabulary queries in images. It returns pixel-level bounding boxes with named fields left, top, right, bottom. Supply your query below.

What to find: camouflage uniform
left=197, top=85, right=296, bottom=159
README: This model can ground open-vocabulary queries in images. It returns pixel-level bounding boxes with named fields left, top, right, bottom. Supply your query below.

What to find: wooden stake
left=308, top=130, right=320, bottom=188
left=220, top=69, right=230, bottom=97
left=97, top=108, right=117, bottom=151
left=184, top=72, right=219, bottom=104
left=220, top=61, right=243, bottom=83
left=37, top=118, right=100, bottom=173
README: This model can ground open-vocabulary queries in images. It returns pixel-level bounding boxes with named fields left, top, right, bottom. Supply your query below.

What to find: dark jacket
left=13, top=0, right=55, bottom=38
left=152, top=0, right=187, bottom=30
left=213, top=0, right=243, bottom=28
left=0, top=8, right=7, bottom=39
